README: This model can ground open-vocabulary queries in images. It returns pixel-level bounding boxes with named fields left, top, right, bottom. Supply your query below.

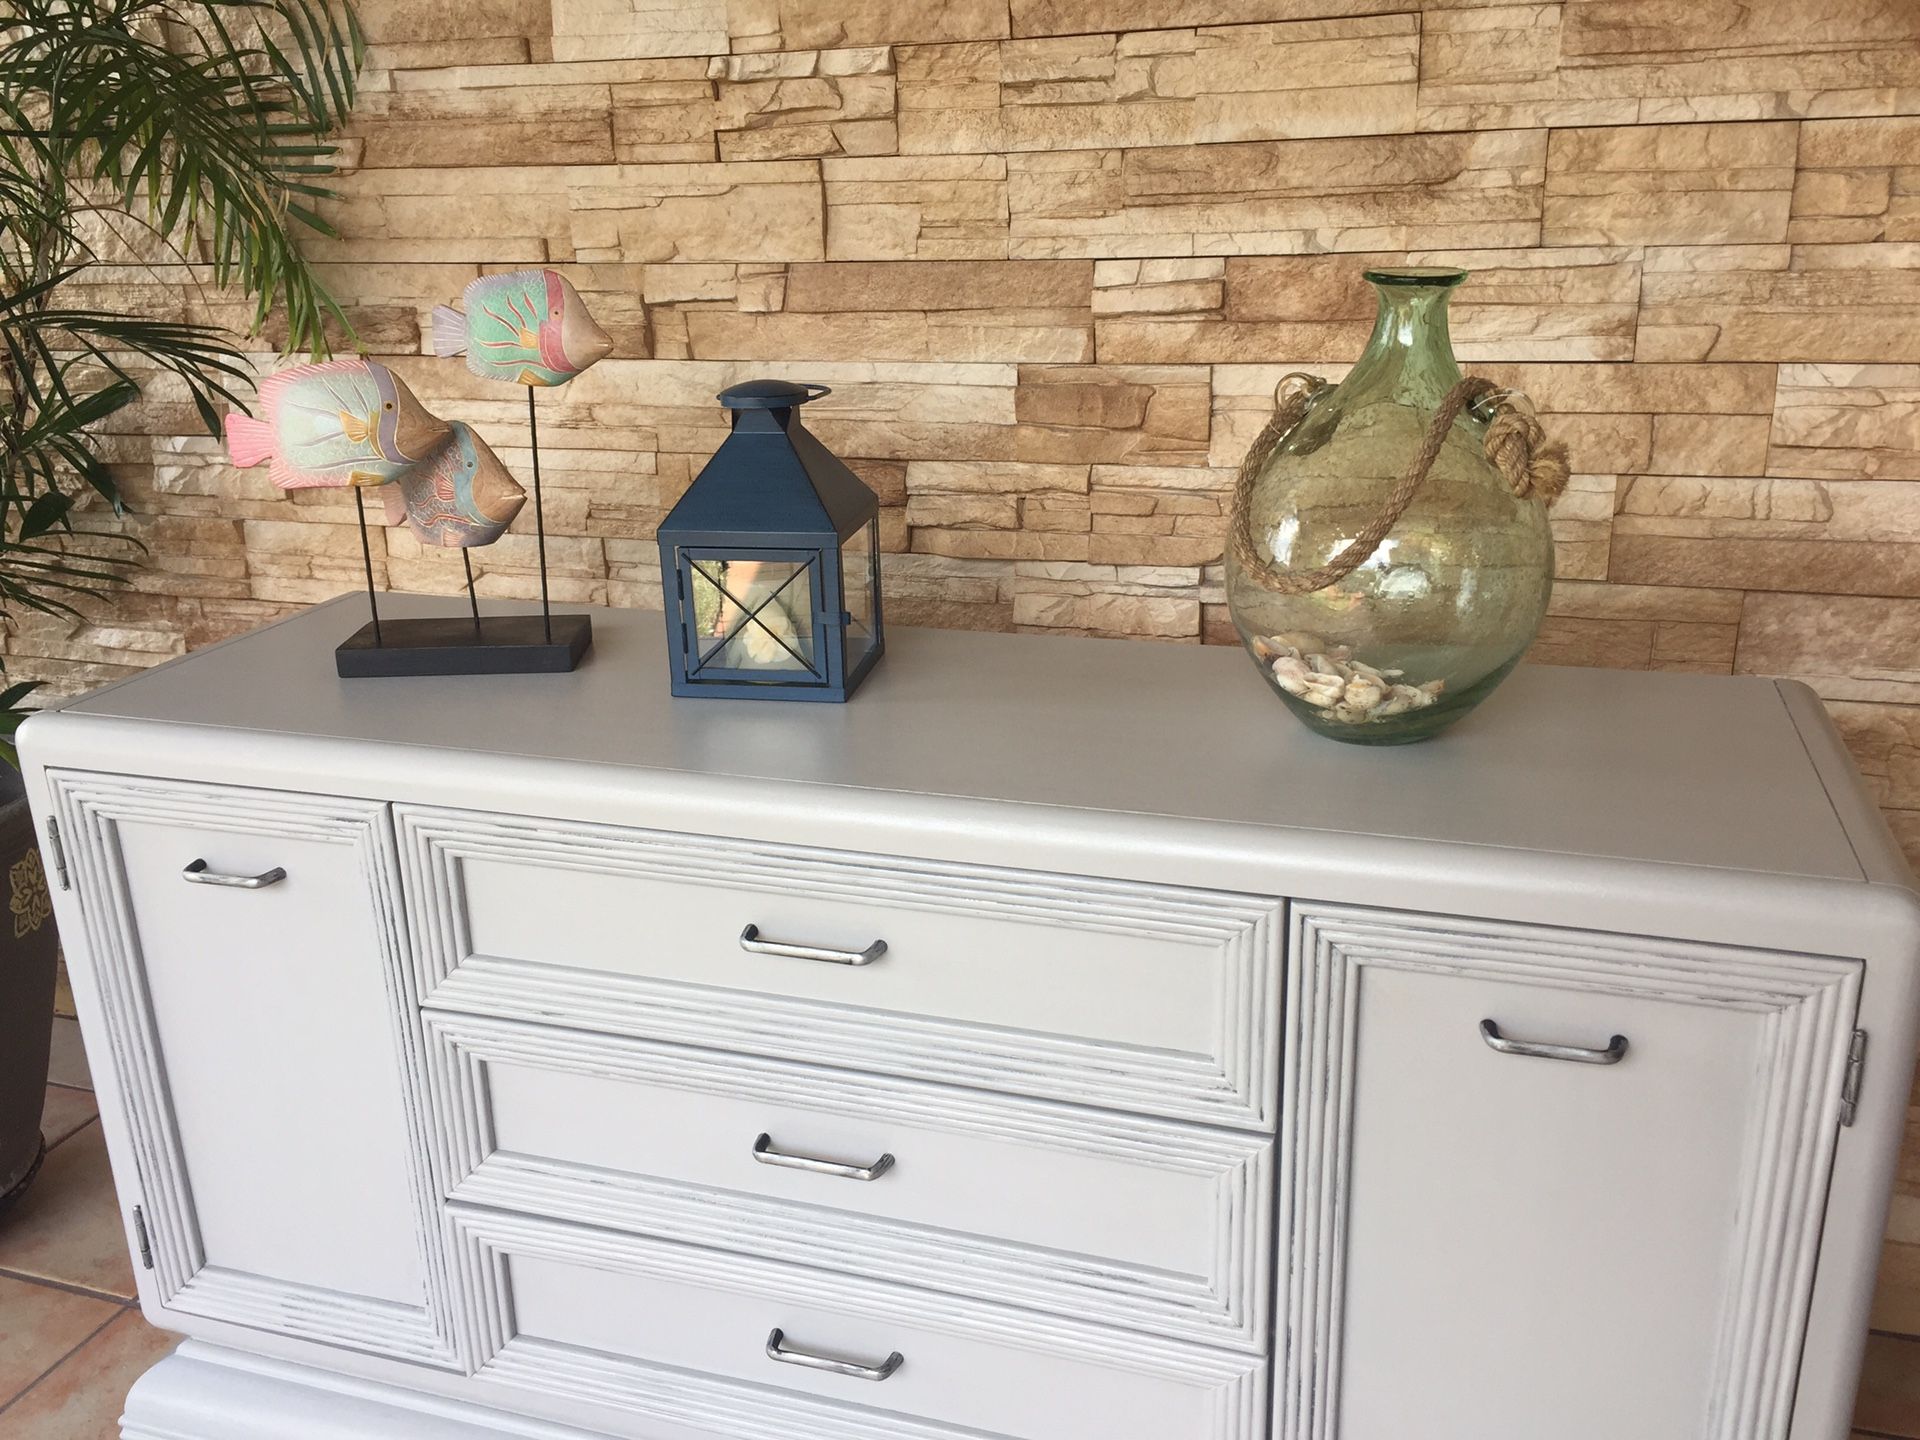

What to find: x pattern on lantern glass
left=687, top=555, right=821, bottom=678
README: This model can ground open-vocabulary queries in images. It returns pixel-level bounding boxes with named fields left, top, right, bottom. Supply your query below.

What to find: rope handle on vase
left=1228, top=372, right=1573, bottom=596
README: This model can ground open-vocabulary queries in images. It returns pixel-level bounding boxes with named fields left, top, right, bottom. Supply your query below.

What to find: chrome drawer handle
left=182, top=859, right=287, bottom=890
left=1480, top=1018, right=1627, bottom=1066
left=753, top=1132, right=895, bottom=1182
left=739, top=924, right=886, bottom=967
left=765, top=1328, right=902, bottom=1382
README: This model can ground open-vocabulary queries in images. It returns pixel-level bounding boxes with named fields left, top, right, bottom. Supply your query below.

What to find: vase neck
left=1341, top=269, right=1466, bottom=410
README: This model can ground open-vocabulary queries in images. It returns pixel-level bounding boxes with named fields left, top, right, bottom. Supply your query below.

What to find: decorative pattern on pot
left=9, top=847, right=48, bottom=939
left=1226, top=267, right=1570, bottom=745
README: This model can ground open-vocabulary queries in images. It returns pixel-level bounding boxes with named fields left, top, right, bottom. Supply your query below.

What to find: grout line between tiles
left=0, top=1266, right=135, bottom=1307
left=44, top=1114, right=100, bottom=1154
left=0, top=1303, right=128, bottom=1420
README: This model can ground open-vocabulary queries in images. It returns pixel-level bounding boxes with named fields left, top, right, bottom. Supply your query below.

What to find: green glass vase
left=1226, top=267, right=1555, bottom=744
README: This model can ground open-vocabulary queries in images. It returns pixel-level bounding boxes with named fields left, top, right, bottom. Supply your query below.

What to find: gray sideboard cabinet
left=20, top=593, right=1920, bottom=1440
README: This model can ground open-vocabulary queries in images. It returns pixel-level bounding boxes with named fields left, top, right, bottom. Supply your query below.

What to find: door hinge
left=1840, top=1029, right=1868, bottom=1128
left=131, top=1205, right=153, bottom=1270
left=45, top=817, right=69, bottom=891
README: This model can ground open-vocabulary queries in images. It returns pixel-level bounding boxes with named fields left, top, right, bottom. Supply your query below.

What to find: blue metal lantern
left=657, top=380, right=884, bottom=701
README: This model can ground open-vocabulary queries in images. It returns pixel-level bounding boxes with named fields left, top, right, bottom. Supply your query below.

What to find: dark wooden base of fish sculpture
left=335, top=613, right=592, bottom=677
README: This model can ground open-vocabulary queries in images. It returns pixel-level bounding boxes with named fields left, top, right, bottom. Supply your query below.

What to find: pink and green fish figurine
left=224, top=360, right=449, bottom=489
left=382, top=422, right=527, bottom=549
left=431, top=269, right=612, bottom=387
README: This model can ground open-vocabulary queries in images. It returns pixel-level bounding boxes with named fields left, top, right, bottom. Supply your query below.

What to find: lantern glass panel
left=687, top=554, right=820, bottom=677
left=843, top=519, right=878, bottom=673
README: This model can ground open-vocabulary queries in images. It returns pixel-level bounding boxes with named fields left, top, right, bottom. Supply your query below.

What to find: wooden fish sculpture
left=382, top=422, right=527, bottom=548
left=431, top=269, right=612, bottom=388
left=224, top=360, right=449, bottom=489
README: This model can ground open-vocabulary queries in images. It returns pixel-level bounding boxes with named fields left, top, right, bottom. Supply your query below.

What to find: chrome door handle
left=765, top=1328, right=903, bottom=1382
left=182, top=859, right=287, bottom=890
left=753, top=1133, right=895, bottom=1182
left=1480, top=1018, right=1627, bottom=1066
left=739, top=924, right=886, bottom=967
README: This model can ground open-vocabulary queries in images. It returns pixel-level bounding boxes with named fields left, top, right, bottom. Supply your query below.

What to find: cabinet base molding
left=121, top=1342, right=615, bottom=1440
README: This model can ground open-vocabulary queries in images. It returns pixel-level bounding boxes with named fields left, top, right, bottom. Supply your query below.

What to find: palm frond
left=0, top=0, right=364, bottom=661
left=0, top=0, right=363, bottom=359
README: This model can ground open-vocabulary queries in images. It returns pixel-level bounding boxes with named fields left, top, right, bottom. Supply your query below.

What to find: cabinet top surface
left=47, top=593, right=1873, bottom=883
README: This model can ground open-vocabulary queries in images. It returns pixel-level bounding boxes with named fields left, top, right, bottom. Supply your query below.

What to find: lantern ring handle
left=799, top=382, right=832, bottom=401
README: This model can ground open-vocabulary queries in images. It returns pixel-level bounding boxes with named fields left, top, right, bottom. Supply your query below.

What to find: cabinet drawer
left=424, top=1012, right=1271, bottom=1350
left=1280, top=905, right=1863, bottom=1440
left=451, top=1205, right=1268, bottom=1440
left=398, top=806, right=1284, bottom=1128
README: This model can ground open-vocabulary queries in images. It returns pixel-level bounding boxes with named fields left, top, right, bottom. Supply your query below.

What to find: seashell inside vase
left=1226, top=267, right=1557, bottom=745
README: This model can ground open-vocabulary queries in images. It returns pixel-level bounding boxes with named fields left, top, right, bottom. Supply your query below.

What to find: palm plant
left=0, top=0, right=366, bottom=758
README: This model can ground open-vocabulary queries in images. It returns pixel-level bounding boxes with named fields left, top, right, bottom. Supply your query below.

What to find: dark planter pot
left=0, top=767, right=58, bottom=1214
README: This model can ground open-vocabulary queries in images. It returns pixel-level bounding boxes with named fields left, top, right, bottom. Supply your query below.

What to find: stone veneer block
left=1737, top=592, right=1920, bottom=705
left=1544, top=121, right=1798, bottom=247
left=1640, top=245, right=1920, bottom=363
left=1008, top=130, right=1547, bottom=258
left=360, top=0, right=550, bottom=47
left=1561, top=0, right=1920, bottom=62
left=1010, top=589, right=1200, bottom=637
left=1013, top=364, right=1212, bottom=466
left=565, top=160, right=826, bottom=261
left=349, top=86, right=620, bottom=168
left=1421, top=2, right=1920, bottom=132
left=822, top=155, right=1011, bottom=259
left=1009, top=0, right=1404, bottom=36
left=313, top=166, right=581, bottom=261
left=897, top=17, right=1417, bottom=155
left=549, top=0, right=728, bottom=61
left=729, top=0, right=1010, bottom=51
left=782, top=258, right=1090, bottom=311
left=1099, top=247, right=1639, bottom=363
left=1792, top=118, right=1920, bottom=244
left=1769, top=364, right=1920, bottom=481
left=684, top=307, right=1093, bottom=362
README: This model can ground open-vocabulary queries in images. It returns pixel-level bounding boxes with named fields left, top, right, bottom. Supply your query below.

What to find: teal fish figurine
left=382, top=422, right=527, bottom=548
left=431, top=269, right=612, bottom=388
left=223, top=360, right=448, bottom=489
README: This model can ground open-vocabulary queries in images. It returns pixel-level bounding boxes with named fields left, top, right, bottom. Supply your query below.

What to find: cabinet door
left=47, top=773, right=460, bottom=1368
left=1280, top=905, right=1862, bottom=1440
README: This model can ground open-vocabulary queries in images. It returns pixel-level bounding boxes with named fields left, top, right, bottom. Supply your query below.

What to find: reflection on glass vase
left=1226, top=267, right=1558, bottom=745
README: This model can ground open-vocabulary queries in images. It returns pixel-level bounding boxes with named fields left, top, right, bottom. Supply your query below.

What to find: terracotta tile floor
left=0, top=1019, right=177, bottom=1437
left=0, top=1018, right=1916, bottom=1437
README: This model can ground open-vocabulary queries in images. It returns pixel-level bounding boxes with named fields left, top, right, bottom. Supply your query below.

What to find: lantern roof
left=718, top=378, right=829, bottom=410
left=659, top=380, right=878, bottom=543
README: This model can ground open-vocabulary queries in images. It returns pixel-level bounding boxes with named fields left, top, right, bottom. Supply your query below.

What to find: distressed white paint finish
left=423, top=1010, right=1272, bottom=1350
left=450, top=1205, right=1270, bottom=1440
left=1279, top=905, right=1864, bottom=1440
left=13, top=598, right=1918, bottom=1440
left=398, top=803, right=1285, bottom=1128
left=45, top=772, right=462, bottom=1368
